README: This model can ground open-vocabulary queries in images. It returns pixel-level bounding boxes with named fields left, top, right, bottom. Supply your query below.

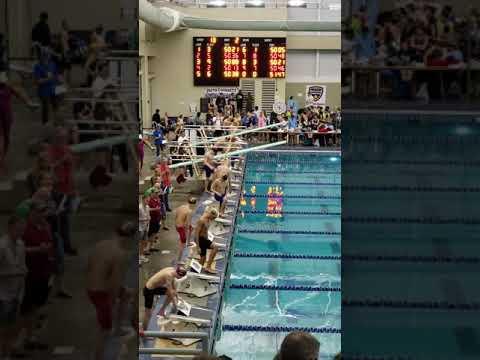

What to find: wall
left=286, top=82, right=341, bottom=110
left=149, top=28, right=288, bottom=119
left=140, top=6, right=341, bottom=125
left=30, top=0, right=127, bottom=31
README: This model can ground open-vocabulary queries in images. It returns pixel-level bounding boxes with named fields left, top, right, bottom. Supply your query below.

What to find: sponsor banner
left=306, top=85, right=327, bottom=107
left=205, top=87, right=239, bottom=98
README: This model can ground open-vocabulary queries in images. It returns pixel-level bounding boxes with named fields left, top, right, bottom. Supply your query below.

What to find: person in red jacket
left=20, top=200, right=54, bottom=351
left=48, top=126, right=78, bottom=256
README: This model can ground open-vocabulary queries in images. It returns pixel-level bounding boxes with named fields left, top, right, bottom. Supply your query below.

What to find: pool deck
left=139, top=157, right=245, bottom=359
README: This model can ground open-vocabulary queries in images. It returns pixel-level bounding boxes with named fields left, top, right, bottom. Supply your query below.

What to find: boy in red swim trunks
left=86, top=221, right=136, bottom=360
left=175, top=197, right=197, bottom=262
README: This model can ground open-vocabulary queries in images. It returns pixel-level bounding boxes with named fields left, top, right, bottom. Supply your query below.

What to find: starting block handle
left=168, top=315, right=212, bottom=326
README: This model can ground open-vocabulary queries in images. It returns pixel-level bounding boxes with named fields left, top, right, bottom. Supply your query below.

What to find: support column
left=141, top=56, right=152, bottom=129
left=6, top=0, right=31, bottom=59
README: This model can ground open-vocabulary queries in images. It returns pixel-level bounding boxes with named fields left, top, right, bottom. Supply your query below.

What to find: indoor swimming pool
left=214, top=151, right=341, bottom=359
left=342, top=113, right=480, bottom=359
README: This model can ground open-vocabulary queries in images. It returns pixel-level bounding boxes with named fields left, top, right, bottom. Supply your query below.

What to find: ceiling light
left=328, top=3, right=341, bottom=10
left=247, top=0, right=264, bottom=6
left=209, top=0, right=226, bottom=6
left=288, top=0, right=305, bottom=6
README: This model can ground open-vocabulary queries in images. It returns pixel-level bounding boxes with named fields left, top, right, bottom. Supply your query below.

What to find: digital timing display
left=194, top=37, right=287, bottom=86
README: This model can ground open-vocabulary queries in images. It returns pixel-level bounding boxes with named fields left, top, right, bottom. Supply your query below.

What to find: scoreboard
left=193, top=37, right=286, bottom=86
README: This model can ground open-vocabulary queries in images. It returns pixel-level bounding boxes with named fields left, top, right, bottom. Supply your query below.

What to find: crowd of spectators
left=1, top=10, right=137, bottom=360
left=149, top=91, right=341, bottom=154
left=342, top=0, right=480, bottom=100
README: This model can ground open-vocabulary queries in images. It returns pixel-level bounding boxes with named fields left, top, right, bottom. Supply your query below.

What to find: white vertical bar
left=315, top=50, right=320, bottom=81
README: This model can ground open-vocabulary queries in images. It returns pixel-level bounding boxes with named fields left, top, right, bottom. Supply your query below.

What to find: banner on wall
left=306, top=85, right=327, bottom=107
left=204, top=87, right=239, bottom=98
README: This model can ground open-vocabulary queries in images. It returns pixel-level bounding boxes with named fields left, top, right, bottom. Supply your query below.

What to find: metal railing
left=139, top=331, right=209, bottom=355
left=153, top=0, right=340, bottom=8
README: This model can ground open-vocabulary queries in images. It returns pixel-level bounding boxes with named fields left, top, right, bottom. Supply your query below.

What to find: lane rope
left=342, top=217, right=480, bottom=225
left=222, top=325, right=341, bottom=333
left=343, top=185, right=480, bottom=193
left=234, top=252, right=340, bottom=260
left=237, top=230, right=341, bottom=235
left=344, top=255, right=480, bottom=264
left=247, top=170, right=340, bottom=174
left=242, top=210, right=341, bottom=215
left=234, top=253, right=480, bottom=264
left=343, top=300, right=480, bottom=310
left=230, top=284, right=341, bottom=292
left=243, top=194, right=340, bottom=199
left=244, top=181, right=340, bottom=186
left=343, top=159, right=480, bottom=166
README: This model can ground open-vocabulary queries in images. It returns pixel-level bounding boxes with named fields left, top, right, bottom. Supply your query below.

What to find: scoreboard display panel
left=193, top=37, right=286, bottom=86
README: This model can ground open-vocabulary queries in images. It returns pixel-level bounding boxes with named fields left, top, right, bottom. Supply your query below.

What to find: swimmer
left=142, top=265, right=187, bottom=327
left=194, top=208, right=219, bottom=274
left=175, top=197, right=197, bottom=262
left=203, top=150, right=216, bottom=193
left=211, top=174, right=229, bottom=216
left=86, top=221, right=135, bottom=360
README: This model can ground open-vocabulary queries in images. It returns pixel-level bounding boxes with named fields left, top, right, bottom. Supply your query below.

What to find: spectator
left=354, top=25, right=376, bottom=60
left=60, top=20, right=72, bottom=85
left=85, top=25, right=108, bottom=72
left=287, top=96, right=298, bottom=114
left=20, top=199, right=54, bottom=352
left=31, top=12, right=51, bottom=52
left=139, top=194, right=150, bottom=265
left=235, top=89, right=244, bottom=112
left=33, top=50, right=59, bottom=125
left=0, top=76, right=37, bottom=172
left=0, top=215, right=27, bottom=359
left=48, top=127, right=78, bottom=256
left=152, top=109, right=161, bottom=128
left=215, top=94, right=226, bottom=113
left=157, top=157, right=173, bottom=214
left=153, top=126, right=164, bottom=157
left=273, top=331, right=320, bottom=360
left=246, top=92, right=253, bottom=112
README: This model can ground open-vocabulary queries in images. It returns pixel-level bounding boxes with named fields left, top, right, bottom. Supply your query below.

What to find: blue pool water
left=341, top=114, right=480, bottom=359
left=214, top=151, right=341, bottom=359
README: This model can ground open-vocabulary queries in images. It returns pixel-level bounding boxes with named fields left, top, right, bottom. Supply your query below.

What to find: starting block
left=215, top=217, right=232, bottom=226
left=187, top=271, right=220, bottom=283
left=177, top=276, right=218, bottom=298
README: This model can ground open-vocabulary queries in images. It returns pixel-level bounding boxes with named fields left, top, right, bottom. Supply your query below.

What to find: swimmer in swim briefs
left=142, top=265, right=187, bottom=328
left=194, top=208, right=219, bottom=274
left=211, top=174, right=229, bottom=216
left=175, top=197, right=197, bottom=262
left=203, top=150, right=216, bottom=193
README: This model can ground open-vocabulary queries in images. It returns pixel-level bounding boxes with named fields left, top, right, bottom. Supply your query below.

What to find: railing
left=342, top=62, right=480, bottom=104
left=209, top=154, right=246, bottom=354
left=138, top=331, right=209, bottom=355
left=153, top=0, right=341, bottom=9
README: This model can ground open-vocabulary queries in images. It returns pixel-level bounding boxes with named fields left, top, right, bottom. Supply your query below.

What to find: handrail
left=209, top=156, right=246, bottom=354
left=168, top=140, right=286, bottom=169
left=141, top=330, right=209, bottom=338
left=138, top=348, right=203, bottom=355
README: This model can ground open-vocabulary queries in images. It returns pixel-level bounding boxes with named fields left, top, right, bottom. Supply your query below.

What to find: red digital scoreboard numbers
left=194, top=37, right=286, bottom=86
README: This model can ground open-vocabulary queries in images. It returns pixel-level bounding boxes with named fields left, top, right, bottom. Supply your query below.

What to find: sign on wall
left=204, top=87, right=239, bottom=98
left=306, top=85, right=327, bottom=107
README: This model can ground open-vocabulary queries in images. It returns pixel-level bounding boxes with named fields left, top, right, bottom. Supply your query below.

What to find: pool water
left=342, top=116, right=480, bottom=359
left=214, top=151, right=341, bottom=359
